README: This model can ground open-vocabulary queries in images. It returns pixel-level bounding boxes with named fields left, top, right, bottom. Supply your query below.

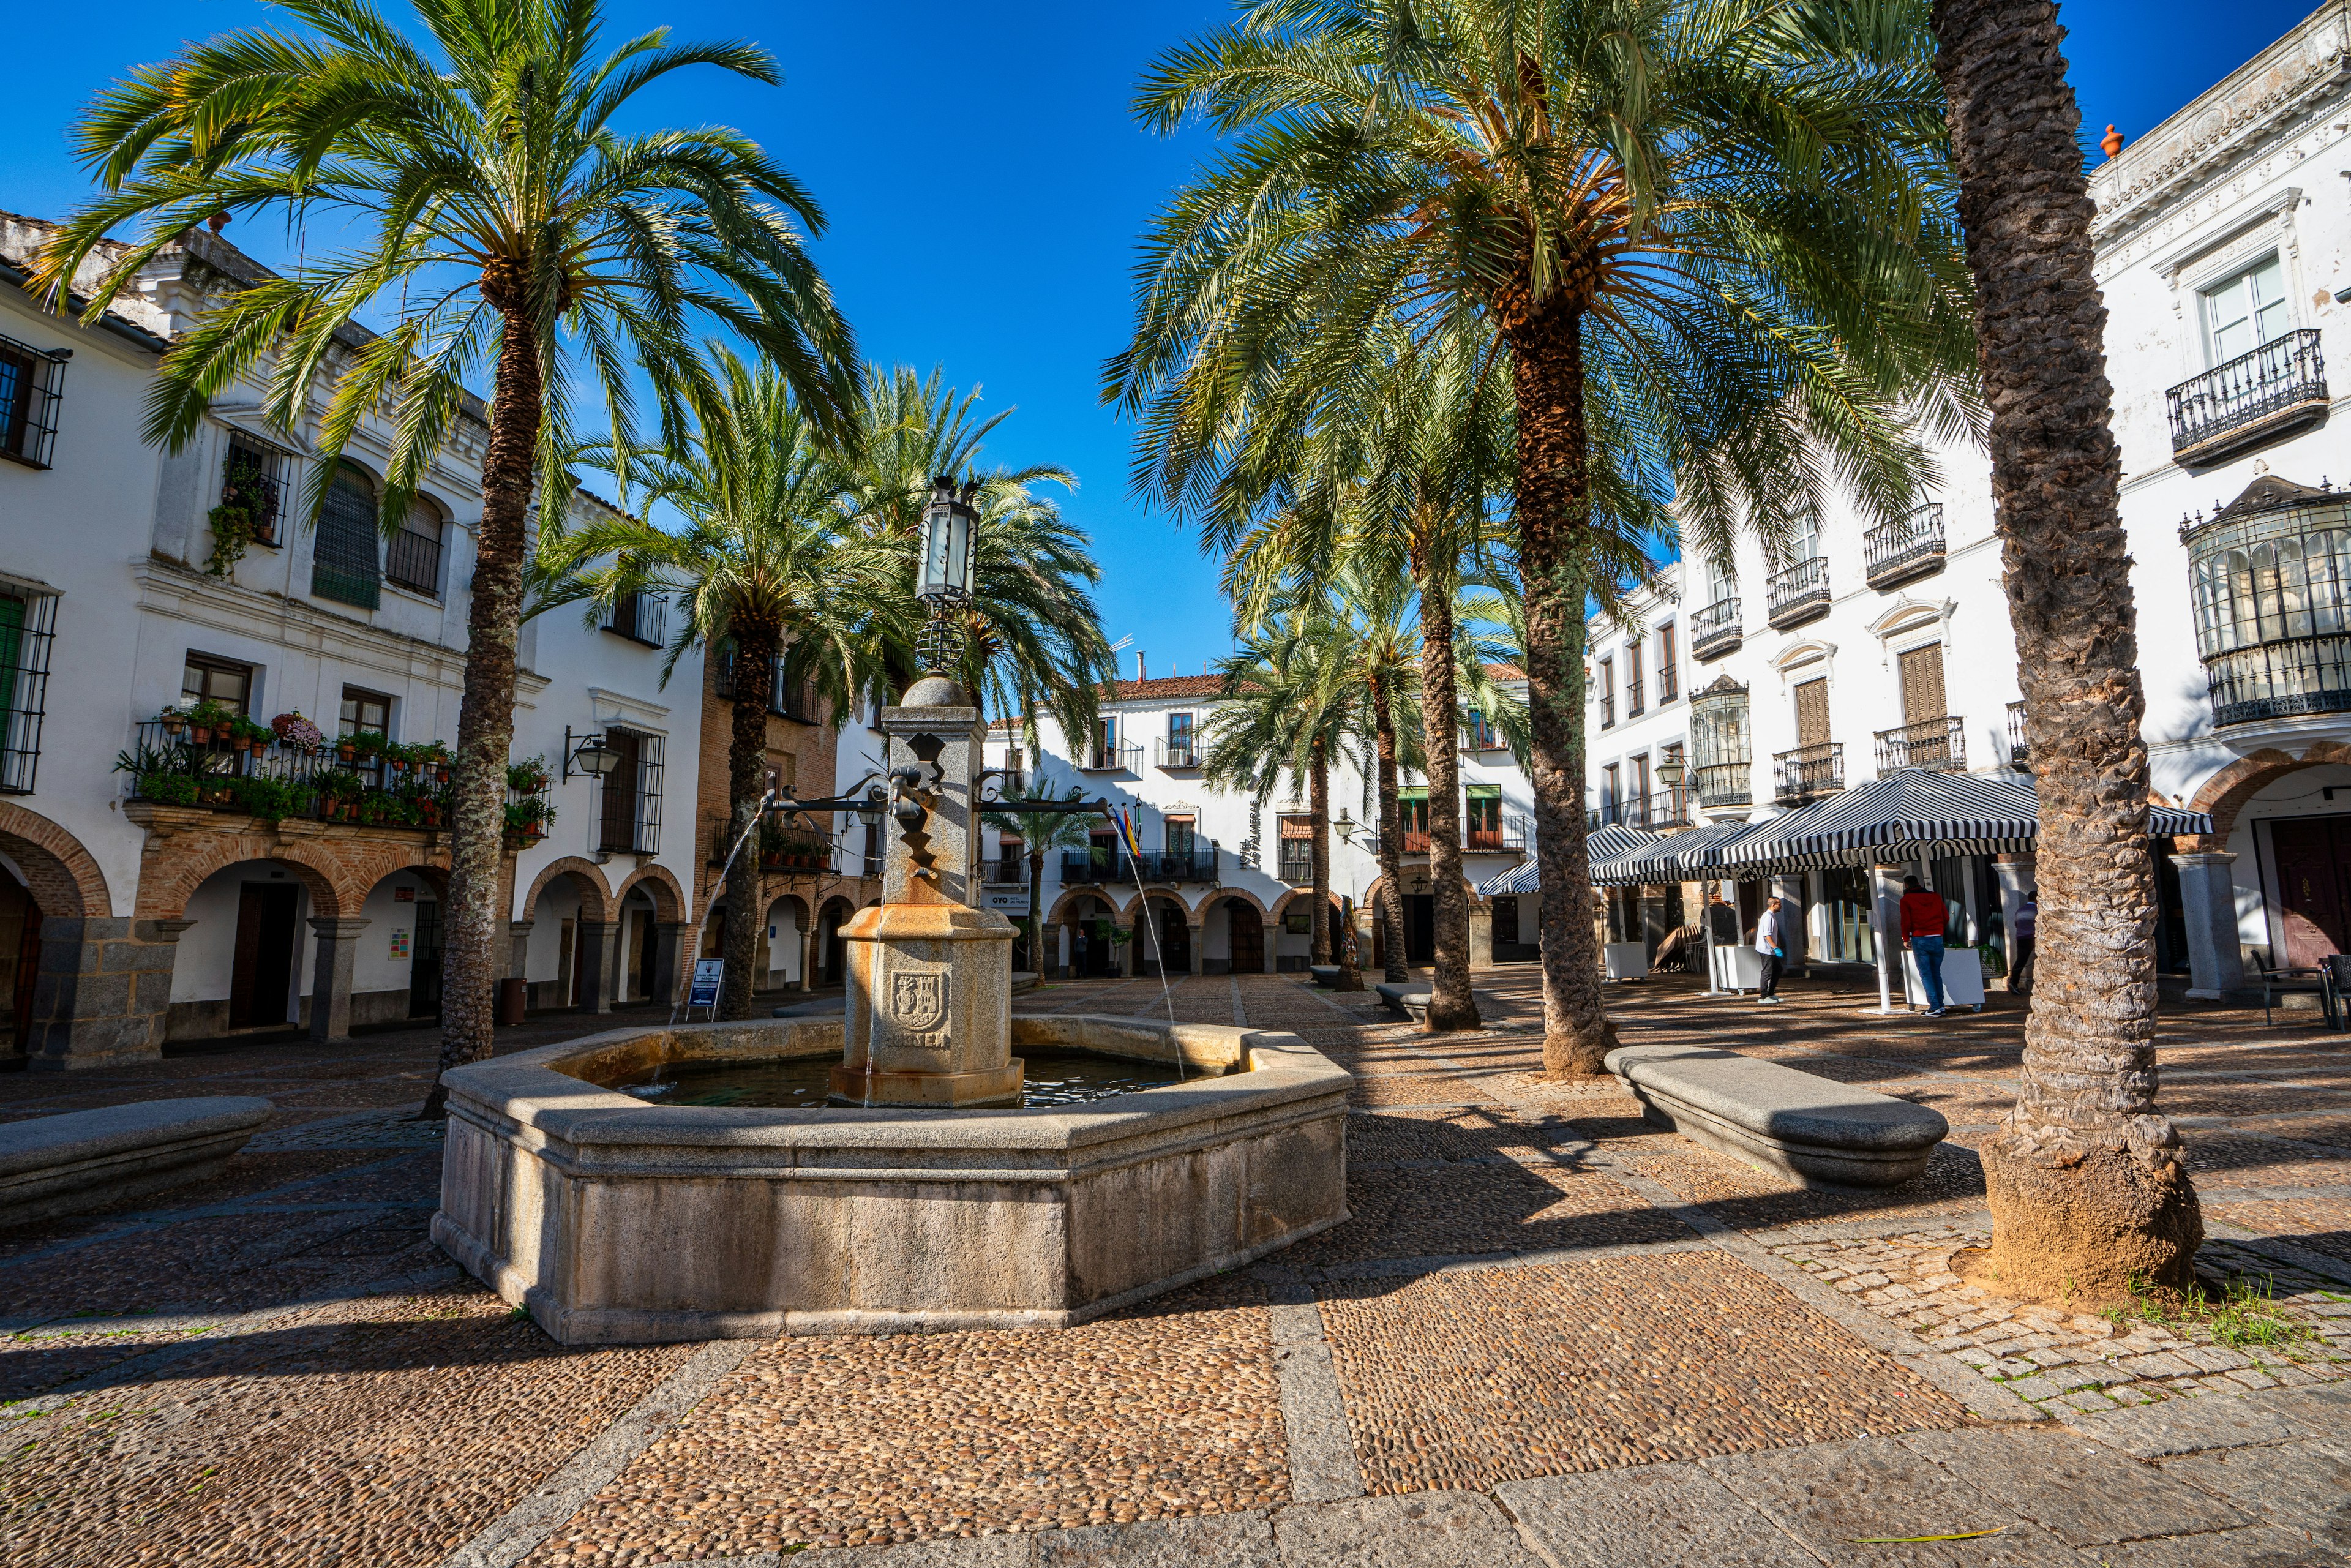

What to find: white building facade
left=0, top=212, right=702, bottom=1066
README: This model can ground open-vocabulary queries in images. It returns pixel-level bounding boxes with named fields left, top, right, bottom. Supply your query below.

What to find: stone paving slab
left=1267, top=1492, right=1542, bottom=1567
left=2153, top=1439, right=2351, bottom=1545
left=1896, top=1427, right=2252, bottom=1545
left=1494, top=1462, right=1820, bottom=1566
left=2088, top=1525, right=2345, bottom=1567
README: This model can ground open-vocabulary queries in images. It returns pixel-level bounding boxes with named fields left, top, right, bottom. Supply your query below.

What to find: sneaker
left=1927, top=1007, right=1947, bottom=1017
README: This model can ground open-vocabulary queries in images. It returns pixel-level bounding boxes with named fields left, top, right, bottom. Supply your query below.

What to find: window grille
left=220, top=433, right=287, bottom=547
left=596, top=727, right=664, bottom=854
left=0, top=335, right=68, bottom=471
left=311, top=466, right=382, bottom=609
left=0, top=586, right=58, bottom=793
left=606, top=591, right=667, bottom=647
left=385, top=508, right=443, bottom=598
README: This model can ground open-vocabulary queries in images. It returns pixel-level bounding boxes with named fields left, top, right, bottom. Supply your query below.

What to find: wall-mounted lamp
left=564, top=726, right=622, bottom=781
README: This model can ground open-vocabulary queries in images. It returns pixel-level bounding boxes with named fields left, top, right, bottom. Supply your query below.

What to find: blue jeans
left=1911, top=934, right=1947, bottom=1011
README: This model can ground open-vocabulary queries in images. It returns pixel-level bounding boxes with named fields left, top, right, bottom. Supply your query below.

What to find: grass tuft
left=2101, top=1271, right=2315, bottom=1351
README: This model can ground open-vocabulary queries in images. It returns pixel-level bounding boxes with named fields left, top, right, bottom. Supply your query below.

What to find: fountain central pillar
left=830, top=677, right=1021, bottom=1108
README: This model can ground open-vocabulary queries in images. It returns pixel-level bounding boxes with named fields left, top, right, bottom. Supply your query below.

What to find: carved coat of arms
left=891, top=970, right=950, bottom=1035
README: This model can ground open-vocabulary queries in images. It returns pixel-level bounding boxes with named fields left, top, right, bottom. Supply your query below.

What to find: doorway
left=230, top=883, right=301, bottom=1029
left=408, top=899, right=443, bottom=1019
left=1147, top=902, right=1190, bottom=975
left=1404, top=893, right=1434, bottom=962
left=2270, top=816, right=2351, bottom=966
left=0, top=874, right=37, bottom=1052
left=1226, top=900, right=1264, bottom=973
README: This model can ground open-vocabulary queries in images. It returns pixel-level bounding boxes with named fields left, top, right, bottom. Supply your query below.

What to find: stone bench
left=1374, top=983, right=1430, bottom=1023
left=0, top=1097, right=272, bottom=1226
left=1604, top=1045, right=1946, bottom=1188
left=1308, top=964, right=1341, bottom=988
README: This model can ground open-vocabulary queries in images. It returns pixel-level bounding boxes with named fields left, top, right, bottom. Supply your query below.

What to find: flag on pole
left=1113, top=806, right=1143, bottom=858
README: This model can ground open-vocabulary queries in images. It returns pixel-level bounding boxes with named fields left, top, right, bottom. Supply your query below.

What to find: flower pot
left=161, top=716, right=184, bottom=735
left=192, top=727, right=212, bottom=745
left=339, top=745, right=356, bottom=763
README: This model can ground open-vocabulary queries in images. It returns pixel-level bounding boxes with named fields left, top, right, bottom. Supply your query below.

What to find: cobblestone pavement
left=1, top=974, right=2349, bottom=1565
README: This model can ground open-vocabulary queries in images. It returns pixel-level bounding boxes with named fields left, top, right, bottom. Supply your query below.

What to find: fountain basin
left=432, top=1015, right=1350, bottom=1344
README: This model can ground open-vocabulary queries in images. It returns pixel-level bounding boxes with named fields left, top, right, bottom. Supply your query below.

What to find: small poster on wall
left=389, top=929, right=410, bottom=958
left=1284, top=909, right=1310, bottom=935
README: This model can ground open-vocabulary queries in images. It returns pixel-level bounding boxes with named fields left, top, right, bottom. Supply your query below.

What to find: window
left=0, top=586, right=58, bottom=793
left=1632, top=754, right=1651, bottom=824
left=311, top=464, right=382, bottom=609
left=1794, top=677, right=1831, bottom=746
left=1466, top=785, right=1502, bottom=849
left=1598, top=656, right=1616, bottom=728
left=597, top=727, right=664, bottom=854
left=339, top=686, right=391, bottom=738
left=1006, top=746, right=1026, bottom=773
left=1600, top=762, right=1619, bottom=819
left=1783, top=511, right=1821, bottom=567
left=385, top=501, right=444, bottom=598
left=1656, top=623, right=1679, bottom=702
left=1168, top=711, right=1194, bottom=762
left=1166, top=814, right=1198, bottom=857
left=1398, top=787, right=1430, bottom=852
left=1708, top=558, right=1736, bottom=606
left=0, top=334, right=66, bottom=470
left=183, top=654, right=255, bottom=716
left=1625, top=641, right=1645, bottom=716
left=1898, top=644, right=1948, bottom=720
left=2203, top=255, right=2289, bottom=364
left=606, top=591, right=667, bottom=646
left=220, top=433, right=286, bottom=547
left=1092, top=716, right=1119, bottom=768
left=1278, top=815, right=1314, bottom=883
left=1463, top=707, right=1500, bottom=749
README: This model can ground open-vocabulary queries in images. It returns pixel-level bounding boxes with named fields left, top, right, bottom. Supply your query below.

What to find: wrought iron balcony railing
left=2205, top=633, right=2351, bottom=727
left=2007, top=701, right=2028, bottom=767
left=1772, top=741, right=1843, bottom=805
left=1155, top=738, right=1201, bottom=769
left=1693, top=762, right=1752, bottom=808
left=2168, top=328, right=2328, bottom=469
left=1278, top=846, right=1314, bottom=885
left=1598, top=688, right=1616, bottom=729
left=1864, top=504, right=1946, bottom=590
left=1692, top=597, right=1742, bottom=660
left=983, top=854, right=1029, bottom=885
left=1765, top=556, right=1831, bottom=629
left=1081, top=740, right=1143, bottom=772
left=1061, top=847, right=1220, bottom=885
left=1876, top=715, right=1965, bottom=774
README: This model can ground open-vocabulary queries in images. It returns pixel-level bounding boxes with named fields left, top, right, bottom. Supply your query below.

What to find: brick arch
left=1269, top=887, right=1344, bottom=923
left=613, top=863, right=686, bottom=921
left=1206, top=887, right=1269, bottom=918
left=1111, top=884, right=1195, bottom=920
left=1048, top=888, right=1120, bottom=928
left=137, top=835, right=354, bottom=920
left=2185, top=745, right=2351, bottom=848
left=764, top=890, right=812, bottom=926
left=0, top=801, right=110, bottom=918
left=520, top=856, right=613, bottom=922
left=362, top=863, right=448, bottom=902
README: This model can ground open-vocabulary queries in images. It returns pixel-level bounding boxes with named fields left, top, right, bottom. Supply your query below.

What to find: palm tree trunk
left=1309, top=748, right=1332, bottom=966
left=1506, top=293, right=1614, bottom=1075
left=1371, top=676, right=1409, bottom=985
left=721, top=625, right=779, bottom=1021
left=1932, top=0, right=2199, bottom=1298
left=425, top=301, right=542, bottom=1116
left=1414, top=557, right=1480, bottom=1030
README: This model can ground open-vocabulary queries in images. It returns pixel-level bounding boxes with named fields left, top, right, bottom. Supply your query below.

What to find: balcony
left=1081, top=741, right=1142, bottom=772
left=1692, top=597, right=1742, bottom=661
left=1061, top=848, right=1220, bottom=885
left=1598, top=689, right=1616, bottom=729
left=384, top=526, right=443, bottom=598
left=1765, top=556, right=1831, bottom=629
left=1693, top=763, right=1752, bottom=809
left=1155, top=737, right=1201, bottom=769
left=2168, top=328, right=2327, bottom=470
left=1278, top=845, right=1314, bottom=885
left=1865, top=504, right=1945, bottom=590
left=1875, top=715, right=1966, bottom=774
left=1625, top=675, right=1645, bottom=719
left=119, top=717, right=462, bottom=830
left=604, top=591, right=667, bottom=648
left=2186, top=477, right=2351, bottom=727
left=2007, top=701, right=2028, bottom=767
left=983, top=854, right=1029, bottom=886
left=1465, top=825, right=1531, bottom=853
left=1772, top=741, right=1843, bottom=805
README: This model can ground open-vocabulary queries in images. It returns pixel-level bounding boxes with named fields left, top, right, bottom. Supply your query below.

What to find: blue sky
left=1, top=0, right=2323, bottom=681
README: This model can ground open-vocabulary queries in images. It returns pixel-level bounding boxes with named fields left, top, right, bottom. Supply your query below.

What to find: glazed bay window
left=2188, top=478, right=2351, bottom=726
left=0, top=582, right=58, bottom=793
left=0, top=334, right=67, bottom=470
left=1688, top=675, right=1752, bottom=808
left=310, top=463, right=383, bottom=610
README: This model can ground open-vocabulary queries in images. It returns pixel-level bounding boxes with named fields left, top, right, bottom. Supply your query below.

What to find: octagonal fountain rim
left=438, top=1014, right=1352, bottom=1156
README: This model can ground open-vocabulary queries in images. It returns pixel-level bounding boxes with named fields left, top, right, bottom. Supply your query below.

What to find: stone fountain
left=431, top=670, right=1350, bottom=1345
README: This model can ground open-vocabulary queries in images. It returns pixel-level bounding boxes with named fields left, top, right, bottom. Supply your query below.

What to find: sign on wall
left=983, top=889, right=1032, bottom=916
left=389, top=929, right=410, bottom=958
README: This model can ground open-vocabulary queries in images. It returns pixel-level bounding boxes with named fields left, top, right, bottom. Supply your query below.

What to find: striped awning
left=1592, top=817, right=1772, bottom=887
left=1476, top=821, right=1655, bottom=897
left=1712, top=770, right=2213, bottom=873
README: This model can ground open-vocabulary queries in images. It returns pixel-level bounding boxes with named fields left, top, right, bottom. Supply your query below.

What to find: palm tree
left=841, top=366, right=1119, bottom=743
left=539, top=353, right=889, bottom=1021
left=1111, top=0, right=1977, bottom=1073
left=38, top=0, right=858, bottom=1088
left=1203, top=620, right=1363, bottom=970
left=984, top=781, right=1095, bottom=976
left=1930, top=0, right=2199, bottom=1296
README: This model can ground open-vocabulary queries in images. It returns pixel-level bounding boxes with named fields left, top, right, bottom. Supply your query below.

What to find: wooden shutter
left=1898, top=645, right=1948, bottom=721
left=1794, top=679, right=1831, bottom=746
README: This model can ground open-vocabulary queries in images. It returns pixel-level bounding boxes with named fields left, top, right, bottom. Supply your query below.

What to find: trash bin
left=496, top=977, right=527, bottom=1027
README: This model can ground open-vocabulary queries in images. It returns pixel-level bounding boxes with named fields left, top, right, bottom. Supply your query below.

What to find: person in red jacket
left=1900, top=874, right=1950, bottom=1015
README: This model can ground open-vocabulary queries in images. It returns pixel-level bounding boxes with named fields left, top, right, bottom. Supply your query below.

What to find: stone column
left=2170, top=851, right=2246, bottom=999
left=306, top=917, right=372, bottom=1043
left=651, top=921, right=688, bottom=1009
left=1188, top=909, right=1206, bottom=975
left=1468, top=900, right=1494, bottom=966
left=800, top=921, right=819, bottom=992
left=574, top=918, right=613, bottom=1014
left=507, top=920, right=534, bottom=978
left=24, top=917, right=192, bottom=1071
left=1638, top=888, right=1669, bottom=962
left=1870, top=865, right=1905, bottom=1013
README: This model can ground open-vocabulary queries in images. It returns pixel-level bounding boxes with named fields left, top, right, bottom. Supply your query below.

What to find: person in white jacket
left=1755, top=897, right=1786, bottom=1005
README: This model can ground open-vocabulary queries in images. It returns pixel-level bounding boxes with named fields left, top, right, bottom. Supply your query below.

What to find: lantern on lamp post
left=914, top=475, right=980, bottom=675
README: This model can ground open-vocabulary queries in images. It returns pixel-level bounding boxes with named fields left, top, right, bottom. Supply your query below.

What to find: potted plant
left=507, top=756, right=551, bottom=795
left=184, top=699, right=231, bottom=745
left=271, top=711, right=324, bottom=753
left=158, top=702, right=189, bottom=737
left=138, top=772, right=199, bottom=806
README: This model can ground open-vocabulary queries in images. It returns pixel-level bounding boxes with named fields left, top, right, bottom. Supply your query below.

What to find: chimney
left=2101, top=125, right=2125, bottom=159
left=1137, top=651, right=1146, bottom=681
